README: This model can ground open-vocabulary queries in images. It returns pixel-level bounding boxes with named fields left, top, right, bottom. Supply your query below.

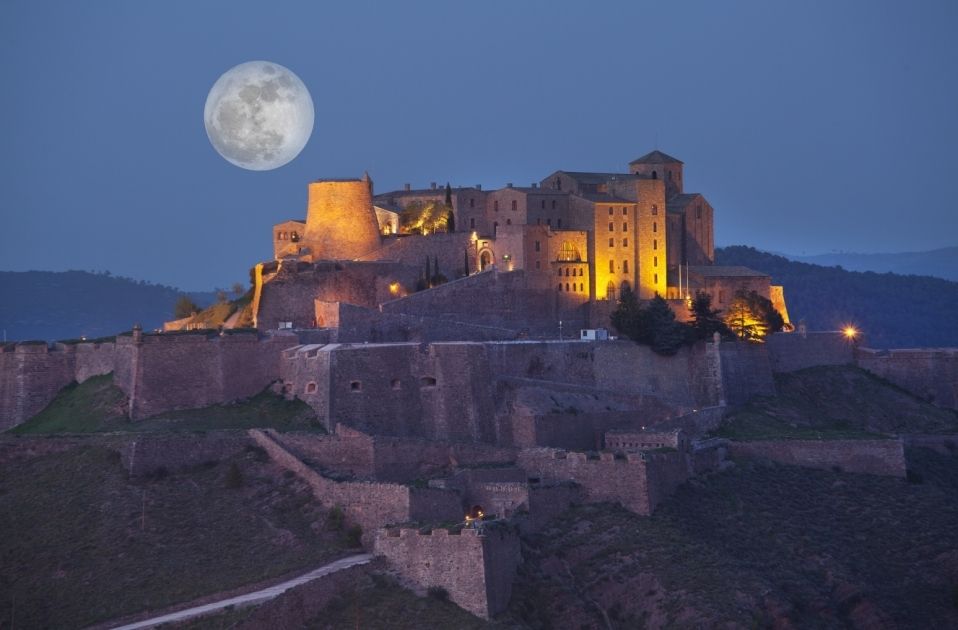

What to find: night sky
left=1, top=1, right=955, bottom=291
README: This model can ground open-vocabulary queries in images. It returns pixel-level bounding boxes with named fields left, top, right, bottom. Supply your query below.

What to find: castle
left=244, top=150, right=789, bottom=339
left=4, top=150, right=956, bottom=621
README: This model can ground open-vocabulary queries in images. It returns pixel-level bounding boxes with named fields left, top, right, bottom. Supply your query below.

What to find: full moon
left=204, top=61, right=314, bottom=171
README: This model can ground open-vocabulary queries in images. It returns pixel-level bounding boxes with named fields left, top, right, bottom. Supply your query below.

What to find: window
left=608, top=207, right=614, bottom=216
left=578, top=268, right=584, bottom=276
left=535, top=260, right=541, bottom=269
left=653, top=222, right=657, bottom=233
left=609, top=237, right=614, bottom=247
left=420, top=376, right=437, bottom=387
left=622, top=223, right=628, bottom=232
left=608, top=222, right=614, bottom=231
left=470, top=198, right=475, bottom=208
left=623, top=260, right=629, bottom=273
left=565, top=268, right=570, bottom=277
left=535, top=240, right=541, bottom=252
left=555, top=178, right=562, bottom=191
left=493, top=221, right=498, bottom=234
left=557, top=268, right=562, bottom=276
left=623, top=238, right=628, bottom=247
left=391, top=379, right=401, bottom=390
left=511, top=200, right=517, bottom=211
left=565, top=283, right=570, bottom=292
left=654, top=256, right=658, bottom=266
left=606, top=281, right=617, bottom=301
left=557, top=283, right=563, bottom=291
left=557, top=241, right=580, bottom=262
left=609, top=260, right=615, bottom=273
left=579, top=283, right=584, bottom=291
left=654, top=273, right=658, bottom=284
left=551, top=200, right=556, bottom=209
left=623, top=207, right=628, bottom=216
left=470, top=218, right=476, bottom=229
left=668, top=170, right=672, bottom=180
left=557, top=219, right=562, bottom=228
left=305, top=381, right=317, bottom=394
left=651, top=170, right=657, bottom=179
left=653, top=239, right=657, bottom=250
left=506, top=219, right=512, bottom=225
left=541, top=200, right=546, bottom=209
left=350, top=381, right=362, bottom=392
left=291, top=232, right=299, bottom=242
left=547, top=218, right=552, bottom=226
left=494, top=200, right=499, bottom=211
left=652, top=204, right=658, bottom=216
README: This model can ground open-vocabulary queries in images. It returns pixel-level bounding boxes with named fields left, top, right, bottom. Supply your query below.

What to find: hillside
left=0, top=270, right=216, bottom=342
left=790, top=246, right=958, bottom=282
left=717, top=246, right=958, bottom=348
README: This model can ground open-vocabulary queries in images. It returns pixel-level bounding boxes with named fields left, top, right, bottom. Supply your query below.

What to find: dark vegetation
left=717, top=246, right=958, bottom=348
left=9, top=374, right=322, bottom=435
left=790, top=246, right=958, bottom=283
left=610, top=287, right=781, bottom=355
left=716, top=365, right=958, bottom=440
left=0, top=444, right=347, bottom=629
left=0, top=270, right=215, bottom=341
left=508, top=448, right=958, bottom=629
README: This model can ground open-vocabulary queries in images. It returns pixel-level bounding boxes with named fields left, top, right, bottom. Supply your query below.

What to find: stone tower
left=303, top=172, right=382, bottom=260
left=629, top=150, right=684, bottom=199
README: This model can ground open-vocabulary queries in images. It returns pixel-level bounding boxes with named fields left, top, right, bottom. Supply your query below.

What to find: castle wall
left=355, top=232, right=478, bottom=280
left=716, top=340, right=776, bottom=405
left=303, top=178, right=382, bottom=260
left=516, top=448, right=689, bottom=516
left=374, top=525, right=521, bottom=619
left=766, top=331, right=854, bottom=373
left=729, top=438, right=907, bottom=477
left=114, top=331, right=297, bottom=420
left=118, top=431, right=251, bottom=477
left=0, top=340, right=116, bottom=430
left=250, top=429, right=462, bottom=543
left=856, top=348, right=958, bottom=410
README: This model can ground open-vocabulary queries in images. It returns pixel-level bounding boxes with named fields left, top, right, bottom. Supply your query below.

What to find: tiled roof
left=558, top=171, right=641, bottom=185
left=575, top=192, right=635, bottom=203
left=629, top=150, right=683, bottom=165
left=666, top=193, right=701, bottom=213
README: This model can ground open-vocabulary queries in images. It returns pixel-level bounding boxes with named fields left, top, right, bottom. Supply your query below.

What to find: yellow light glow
left=388, top=282, right=401, bottom=296
left=843, top=326, right=858, bottom=340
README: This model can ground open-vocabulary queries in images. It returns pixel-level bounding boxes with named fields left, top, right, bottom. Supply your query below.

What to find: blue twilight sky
left=1, top=1, right=956, bottom=291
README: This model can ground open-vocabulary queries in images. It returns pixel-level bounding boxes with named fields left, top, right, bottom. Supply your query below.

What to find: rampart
left=117, top=431, right=251, bottom=477
left=767, top=332, right=855, bottom=373
left=374, top=525, right=521, bottom=619
left=0, top=340, right=115, bottom=430
left=114, top=330, right=298, bottom=419
left=856, top=347, right=958, bottom=410
left=249, top=429, right=462, bottom=543
left=516, top=448, right=689, bottom=515
left=729, top=438, right=907, bottom=477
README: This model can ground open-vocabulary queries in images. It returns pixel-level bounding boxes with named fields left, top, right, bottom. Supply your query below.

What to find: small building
left=579, top=328, right=609, bottom=341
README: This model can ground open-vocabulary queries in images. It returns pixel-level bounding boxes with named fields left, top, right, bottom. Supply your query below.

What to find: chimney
left=430, top=182, right=437, bottom=190
left=404, top=183, right=411, bottom=191
left=506, top=182, right=513, bottom=188
left=476, top=184, right=482, bottom=191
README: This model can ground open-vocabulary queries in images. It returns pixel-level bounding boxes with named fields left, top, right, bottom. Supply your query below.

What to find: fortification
left=374, top=525, right=521, bottom=619
left=303, top=175, right=382, bottom=260
left=517, top=448, right=690, bottom=516
left=856, top=347, right=958, bottom=410
left=729, top=438, right=907, bottom=477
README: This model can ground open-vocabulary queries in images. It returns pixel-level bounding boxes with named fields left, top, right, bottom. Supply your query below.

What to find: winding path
left=109, top=553, right=374, bottom=630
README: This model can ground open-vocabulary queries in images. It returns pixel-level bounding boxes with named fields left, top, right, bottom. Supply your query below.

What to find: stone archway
left=479, top=249, right=494, bottom=271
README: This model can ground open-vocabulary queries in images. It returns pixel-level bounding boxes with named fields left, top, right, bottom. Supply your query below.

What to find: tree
left=610, top=284, right=647, bottom=342
left=446, top=209, right=455, bottom=232
left=173, top=295, right=199, bottom=319
left=688, top=291, right=730, bottom=341
left=463, top=248, right=470, bottom=277
left=646, top=296, right=687, bottom=355
left=724, top=290, right=785, bottom=341
left=444, top=182, right=452, bottom=206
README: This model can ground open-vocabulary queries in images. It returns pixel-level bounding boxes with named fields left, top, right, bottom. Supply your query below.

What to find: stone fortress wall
left=856, top=347, right=958, bottom=410
left=0, top=340, right=115, bottom=430
left=729, top=438, right=907, bottom=477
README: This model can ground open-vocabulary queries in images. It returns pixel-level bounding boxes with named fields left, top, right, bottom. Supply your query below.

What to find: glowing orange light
left=843, top=326, right=859, bottom=340
left=388, top=282, right=401, bottom=296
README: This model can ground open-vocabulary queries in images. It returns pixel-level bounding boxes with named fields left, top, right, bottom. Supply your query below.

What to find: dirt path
left=107, top=553, right=373, bottom=629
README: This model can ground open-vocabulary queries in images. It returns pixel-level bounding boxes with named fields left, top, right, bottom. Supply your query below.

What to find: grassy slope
left=507, top=448, right=958, bottom=629
left=11, top=374, right=322, bottom=435
left=0, top=444, right=348, bottom=629
left=716, top=365, right=958, bottom=440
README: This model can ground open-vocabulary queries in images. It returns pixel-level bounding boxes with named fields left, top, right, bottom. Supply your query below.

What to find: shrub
left=224, top=462, right=244, bottom=489
left=327, top=505, right=345, bottom=531
left=906, top=469, right=924, bottom=484
left=427, top=586, right=449, bottom=601
left=345, top=524, right=363, bottom=547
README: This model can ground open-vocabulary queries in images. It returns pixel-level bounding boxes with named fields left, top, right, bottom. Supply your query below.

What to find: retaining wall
left=729, top=438, right=906, bottom=477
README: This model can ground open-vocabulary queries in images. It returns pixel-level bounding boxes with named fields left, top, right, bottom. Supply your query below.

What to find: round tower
left=303, top=173, right=382, bottom=260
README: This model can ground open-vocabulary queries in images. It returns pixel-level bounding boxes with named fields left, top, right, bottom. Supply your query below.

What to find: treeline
left=0, top=271, right=215, bottom=342
left=716, top=246, right=958, bottom=348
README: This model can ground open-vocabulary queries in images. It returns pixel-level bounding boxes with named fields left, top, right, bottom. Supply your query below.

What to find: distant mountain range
left=717, top=246, right=958, bottom=349
left=783, top=246, right=958, bottom=282
left=0, top=271, right=216, bottom=342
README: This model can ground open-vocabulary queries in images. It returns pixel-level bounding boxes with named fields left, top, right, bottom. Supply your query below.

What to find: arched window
left=511, top=200, right=517, bottom=211
left=565, top=268, right=570, bottom=277
left=557, top=283, right=563, bottom=291
left=555, top=178, right=562, bottom=191
left=565, top=283, right=570, bottom=292
left=606, top=280, right=617, bottom=301
left=608, top=207, right=614, bottom=216
left=420, top=376, right=437, bottom=387
left=506, top=219, right=512, bottom=225
left=291, top=231, right=299, bottom=242
left=557, top=241, right=581, bottom=262
left=651, top=170, right=657, bottom=179
left=652, top=204, right=658, bottom=216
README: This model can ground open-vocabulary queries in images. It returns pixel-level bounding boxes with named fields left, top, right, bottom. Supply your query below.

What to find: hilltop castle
left=252, top=150, right=788, bottom=339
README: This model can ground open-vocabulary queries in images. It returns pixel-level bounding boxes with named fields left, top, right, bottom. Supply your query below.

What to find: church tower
left=302, top=172, right=382, bottom=260
left=628, top=150, right=684, bottom=199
